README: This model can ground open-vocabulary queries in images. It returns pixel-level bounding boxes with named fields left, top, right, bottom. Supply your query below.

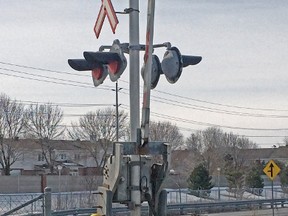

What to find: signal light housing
left=68, top=59, right=97, bottom=71
left=68, top=39, right=127, bottom=87
left=68, top=59, right=108, bottom=87
left=161, top=47, right=202, bottom=84
left=143, top=46, right=202, bottom=88
left=84, top=39, right=127, bottom=82
left=141, top=55, right=162, bottom=89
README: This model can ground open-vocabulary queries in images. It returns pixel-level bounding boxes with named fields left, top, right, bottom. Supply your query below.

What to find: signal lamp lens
left=92, top=68, right=103, bottom=80
left=108, top=61, right=119, bottom=74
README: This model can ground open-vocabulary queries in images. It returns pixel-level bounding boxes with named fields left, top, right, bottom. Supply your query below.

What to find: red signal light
left=107, top=61, right=119, bottom=74
left=92, top=68, right=103, bottom=80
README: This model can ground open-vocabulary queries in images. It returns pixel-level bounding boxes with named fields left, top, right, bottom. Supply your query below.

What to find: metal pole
left=116, top=81, right=119, bottom=142
left=217, top=167, right=221, bottom=200
left=129, top=1, right=141, bottom=216
left=44, top=187, right=52, bottom=216
left=129, top=0, right=140, bottom=142
left=272, top=180, right=274, bottom=216
left=57, top=165, right=62, bottom=209
left=58, top=170, right=61, bottom=193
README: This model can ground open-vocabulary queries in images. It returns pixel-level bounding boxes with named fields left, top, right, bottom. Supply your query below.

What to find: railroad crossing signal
left=94, top=0, right=119, bottom=38
left=263, top=159, right=281, bottom=181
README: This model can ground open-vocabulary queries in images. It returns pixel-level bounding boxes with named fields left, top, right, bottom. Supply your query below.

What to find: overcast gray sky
left=1, top=0, right=288, bottom=147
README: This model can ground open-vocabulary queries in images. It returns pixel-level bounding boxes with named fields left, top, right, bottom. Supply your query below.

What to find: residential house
left=1, top=138, right=106, bottom=176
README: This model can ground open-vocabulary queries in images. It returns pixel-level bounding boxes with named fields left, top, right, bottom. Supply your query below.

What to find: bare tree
left=221, top=134, right=258, bottom=198
left=0, top=93, right=27, bottom=175
left=187, top=127, right=257, bottom=175
left=25, top=103, right=65, bottom=174
left=0, top=137, right=24, bottom=175
left=25, top=103, right=65, bottom=139
left=198, top=127, right=226, bottom=173
left=37, top=138, right=59, bottom=173
left=68, top=108, right=128, bottom=168
left=149, top=120, right=184, bottom=150
left=185, top=131, right=203, bottom=153
left=189, top=127, right=257, bottom=198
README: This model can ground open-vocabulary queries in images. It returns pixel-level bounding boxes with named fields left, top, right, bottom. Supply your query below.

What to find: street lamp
left=217, top=167, right=221, bottom=200
left=57, top=165, right=63, bottom=193
left=57, top=165, right=63, bottom=209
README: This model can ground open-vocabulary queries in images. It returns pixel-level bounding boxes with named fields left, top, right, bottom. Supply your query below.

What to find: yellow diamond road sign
left=263, top=159, right=281, bottom=181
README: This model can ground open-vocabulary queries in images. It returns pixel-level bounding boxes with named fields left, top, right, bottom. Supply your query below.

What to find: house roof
left=3, top=138, right=96, bottom=151
left=239, top=146, right=288, bottom=161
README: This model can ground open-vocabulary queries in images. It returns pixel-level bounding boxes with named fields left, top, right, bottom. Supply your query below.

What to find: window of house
left=38, top=153, right=45, bottom=161
left=59, top=154, right=66, bottom=160
left=70, top=171, right=78, bottom=176
left=74, top=154, right=80, bottom=160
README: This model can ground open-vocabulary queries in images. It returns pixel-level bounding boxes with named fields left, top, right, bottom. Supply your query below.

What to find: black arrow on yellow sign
left=268, top=163, right=274, bottom=178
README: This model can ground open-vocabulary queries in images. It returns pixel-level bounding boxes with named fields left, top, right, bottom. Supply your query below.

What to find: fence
left=1, top=187, right=288, bottom=215
left=0, top=193, right=44, bottom=216
left=0, top=176, right=102, bottom=194
left=51, top=191, right=97, bottom=211
left=0, top=188, right=98, bottom=216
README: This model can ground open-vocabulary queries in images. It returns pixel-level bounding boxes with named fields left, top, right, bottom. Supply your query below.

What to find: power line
left=153, top=113, right=288, bottom=131
left=0, top=67, right=93, bottom=86
left=151, top=96, right=288, bottom=118
left=17, top=100, right=113, bottom=107
left=2, top=68, right=287, bottom=134
left=120, top=80, right=288, bottom=116
left=244, top=135, right=288, bottom=138
left=0, top=66, right=131, bottom=92
left=121, top=104, right=288, bottom=131
left=1, top=60, right=287, bottom=112
left=154, top=89, right=288, bottom=112
left=1, top=62, right=287, bottom=145
left=0, top=70, right=112, bottom=90
left=63, top=113, right=115, bottom=117
left=177, top=126, right=288, bottom=139
left=0, top=61, right=89, bottom=77
left=3, top=66, right=285, bottom=118
left=1, top=62, right=288, bottom=135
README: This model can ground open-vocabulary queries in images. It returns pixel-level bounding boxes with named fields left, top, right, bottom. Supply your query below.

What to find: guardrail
left=167, top=198, right=288, bottom=215
left=50, top=198, right=288, bottom=216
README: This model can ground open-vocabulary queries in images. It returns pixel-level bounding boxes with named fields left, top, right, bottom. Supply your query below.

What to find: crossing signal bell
left=68, top=39, right=127, bottom=87
left=142, top=46, right=202, bottom=89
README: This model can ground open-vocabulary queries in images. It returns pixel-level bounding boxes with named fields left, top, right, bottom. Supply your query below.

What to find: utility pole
left=113, top=81, right=121, bottom=142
